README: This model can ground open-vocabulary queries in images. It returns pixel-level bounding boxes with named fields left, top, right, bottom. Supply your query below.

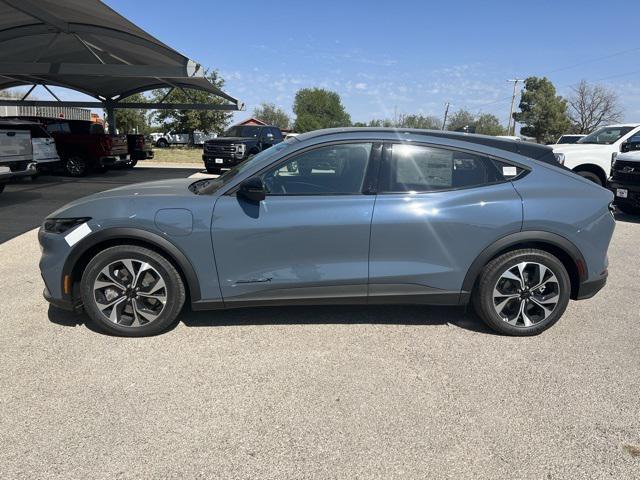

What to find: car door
left=369, top=143, right=524, bottom=302
left=211, top=142, right=378, bottom=306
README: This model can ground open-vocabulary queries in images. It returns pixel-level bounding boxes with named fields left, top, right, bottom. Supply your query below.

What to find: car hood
left=616, top=151, right=640, bottom=162
left=552, top=143, right=614, bottom=154
left=47, top=178, right=196, bottom=217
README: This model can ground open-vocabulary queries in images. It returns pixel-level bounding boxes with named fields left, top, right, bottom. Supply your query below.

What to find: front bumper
left=0, top=166, right=12, bottom=183
left=202, top=153, right=244, bottom=169
left=608, top=179, right=640, bottom=207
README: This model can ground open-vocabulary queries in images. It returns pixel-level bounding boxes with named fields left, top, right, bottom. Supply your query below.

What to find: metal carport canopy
left=0, top=0, right=243, bottom=121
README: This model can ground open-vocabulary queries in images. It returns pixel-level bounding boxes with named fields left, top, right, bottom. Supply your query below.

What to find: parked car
left=555, top=134, right=585, bottom=145
left=608, top=137, right=640, bottom=215
left=21, top=121, right=61, bottom=173
left=553, top=124, right=640, bottom=186
left=0, top=120, right=38, bottom=194
left=202, top=125, right=283, bottom=174
left=153, top=131, right=216, bottom=148
left=39, top=128, right=614, bottom=337
left=126, top=134, right=154, bottom=167
left=8, top=117, right=129, bottom=176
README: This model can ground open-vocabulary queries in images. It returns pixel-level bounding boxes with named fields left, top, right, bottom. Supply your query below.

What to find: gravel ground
left=0, top=217, right=638, bottom=479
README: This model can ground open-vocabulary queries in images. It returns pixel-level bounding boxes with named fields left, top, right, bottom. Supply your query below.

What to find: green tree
left=352, top=121, right=368, bottom=127
left=446, top=109, right=476, bottom=132
left=252, top=102, right=291, bottom=129
left=474, top=113, right=506, bottom=136
left=293, top=88, right=351, bottom=132
left=398, top=114, right=440, bottom=129
left=514, top=76, right=571, bottom=143
left=368, top=118, right=395, bottom=127
left=113, top=93, right=150, bottom=134
left=151, top=70, right=232, bottom=140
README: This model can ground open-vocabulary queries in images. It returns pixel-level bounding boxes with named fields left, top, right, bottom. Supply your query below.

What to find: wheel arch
left=462, top=231, right=587, bottom=300
left=63, top=227, right=201, bottom=305
left=572, top=163, right=608, bottom=185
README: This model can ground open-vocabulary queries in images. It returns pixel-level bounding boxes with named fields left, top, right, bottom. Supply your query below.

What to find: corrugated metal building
left=0, top=105, right=91, bottom=121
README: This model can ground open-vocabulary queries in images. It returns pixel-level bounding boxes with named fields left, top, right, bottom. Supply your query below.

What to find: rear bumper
left=9, top=162, right=38, bottom=178
left=100, top=154, right=129, bottom=166
left=575, top=275, right=607, bottom=300
left=132, top=149, right=154, bottom=160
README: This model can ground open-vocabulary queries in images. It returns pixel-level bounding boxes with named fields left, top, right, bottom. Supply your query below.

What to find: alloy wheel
left=66, top=157, right=85, bottom=176
left=93, top=259, right=167, bottom=327
left=492, top=262, right=560, bottom=327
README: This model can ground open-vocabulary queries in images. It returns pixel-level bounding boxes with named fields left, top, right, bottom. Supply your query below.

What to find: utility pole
left=442, top=102, right=450, bottom=130
left=506, top=79, right=524, bottom=136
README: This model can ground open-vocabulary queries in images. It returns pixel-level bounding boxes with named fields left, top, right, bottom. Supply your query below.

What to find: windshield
left=578, top=126, right=635, bottom=145
left=196, top=141, right=291, bottom=194
left=223, top=126, right=261, bottom=138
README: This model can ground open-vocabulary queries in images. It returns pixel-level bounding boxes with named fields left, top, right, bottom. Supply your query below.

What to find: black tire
left=80, top=245, right=186, bottom=337
left=125, top=159, right=138, bottom=169
left=575, top=170, right=603, bottom=186
left=206, top=166, right=221, bottom=174
left=64, top=156, right=88, bottom=177
left=0, top=183, right=5, bottom=194
left=156, top=139, right=169, bottom=148
left=616, top=203, right=640, bottom=216
left=472, top=249, right=571, bottom=336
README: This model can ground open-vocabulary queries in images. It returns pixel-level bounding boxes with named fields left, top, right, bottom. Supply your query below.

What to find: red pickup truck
left=9, top=117, right=129, bottom=176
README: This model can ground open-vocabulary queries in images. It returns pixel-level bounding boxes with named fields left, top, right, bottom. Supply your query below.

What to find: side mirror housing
left=621, top=141, right=640, bottom=153
left=238, top=177, right=266, bottom=203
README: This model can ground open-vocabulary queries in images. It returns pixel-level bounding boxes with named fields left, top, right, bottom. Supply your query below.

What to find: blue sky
left=45, top=0, right=640, bottom=125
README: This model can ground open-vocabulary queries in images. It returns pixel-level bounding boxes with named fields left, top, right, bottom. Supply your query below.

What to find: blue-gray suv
left=39, top=128, right=615, bottom=337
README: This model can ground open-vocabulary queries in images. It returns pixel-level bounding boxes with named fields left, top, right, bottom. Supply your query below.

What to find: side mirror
left=238, top=177, right=266, bottom=203
left=621, top=141, right=640, bottom=153
left=266, top=132, right=274, bottom=139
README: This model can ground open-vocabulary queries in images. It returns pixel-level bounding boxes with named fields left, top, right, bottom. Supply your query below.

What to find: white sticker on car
left=64, top=222, right=92, bottom=247
left=503, top=166, right=517, bottom=177
left=617, top=188, right=628, bottom=198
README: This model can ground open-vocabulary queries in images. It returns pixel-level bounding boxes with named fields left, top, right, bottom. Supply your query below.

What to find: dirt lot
left=0, top=167, right=638, bottom=479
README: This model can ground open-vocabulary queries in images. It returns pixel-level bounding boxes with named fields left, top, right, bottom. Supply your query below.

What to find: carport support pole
left=105, top=102, right=117, bottom=134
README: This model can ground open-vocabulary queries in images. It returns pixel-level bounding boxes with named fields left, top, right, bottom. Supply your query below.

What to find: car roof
left=0, top=119, right=42, bottom=127
left=293, top=127, right=556, bottom=161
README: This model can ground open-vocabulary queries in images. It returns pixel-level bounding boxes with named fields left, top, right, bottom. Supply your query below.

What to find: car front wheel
left=81, top=245, right=185, bottom=336
left=473, top=249, right=571, bottom=336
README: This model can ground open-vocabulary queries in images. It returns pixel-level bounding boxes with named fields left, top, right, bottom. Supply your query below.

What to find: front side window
left=380, top=144, right=509, bottom=193
left=262, top=143, right=372, bottom=195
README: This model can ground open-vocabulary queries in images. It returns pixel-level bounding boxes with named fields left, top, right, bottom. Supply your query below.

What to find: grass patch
left=151, top=147, right=203, bottom=164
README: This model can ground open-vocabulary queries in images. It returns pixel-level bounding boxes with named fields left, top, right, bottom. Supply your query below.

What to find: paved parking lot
left=0, top=167, right=639, bottom=479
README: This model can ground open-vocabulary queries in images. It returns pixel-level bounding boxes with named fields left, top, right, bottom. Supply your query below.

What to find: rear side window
left=379, top=144, right=518, bottom=193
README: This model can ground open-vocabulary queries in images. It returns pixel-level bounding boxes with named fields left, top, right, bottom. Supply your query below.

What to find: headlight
left=43, top=217, right=91, bottom=234
left=553, top=152, right=565, bottom=165
left=236, top=144, right=246, bottom=155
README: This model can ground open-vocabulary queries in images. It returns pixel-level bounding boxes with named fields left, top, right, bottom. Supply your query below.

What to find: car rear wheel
left=64, top=156, right=88, bottom=177
left=81, top=245, right=185, bottom=337
left=125, top=159, right=138, bottom=168
left=473, top=249, right=571, bottom=336
left=156, top=139, right=168, bottom=148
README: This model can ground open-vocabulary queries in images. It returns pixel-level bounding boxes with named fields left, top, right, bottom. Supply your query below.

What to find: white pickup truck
left=552, top=124, right=640, bottom=186
left=151, top=131, right=217, bottom=148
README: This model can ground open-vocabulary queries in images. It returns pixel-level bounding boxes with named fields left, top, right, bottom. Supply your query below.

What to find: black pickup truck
left=202, top=125, right=283, bottom=174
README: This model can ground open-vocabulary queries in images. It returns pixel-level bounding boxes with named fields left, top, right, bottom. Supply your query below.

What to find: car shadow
left=614, top=211, right=640, bottom=224
left=47, top=303, right=496, bottom=336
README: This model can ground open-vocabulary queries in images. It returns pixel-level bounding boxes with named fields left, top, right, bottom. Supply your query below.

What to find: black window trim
left=225, top=140, right=382, bottom=197
left=377, top=141, right=530, bottom=195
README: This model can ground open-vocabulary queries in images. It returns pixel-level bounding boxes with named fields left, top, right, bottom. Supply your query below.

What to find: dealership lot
left=0, top=166, right=638, bottom=478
